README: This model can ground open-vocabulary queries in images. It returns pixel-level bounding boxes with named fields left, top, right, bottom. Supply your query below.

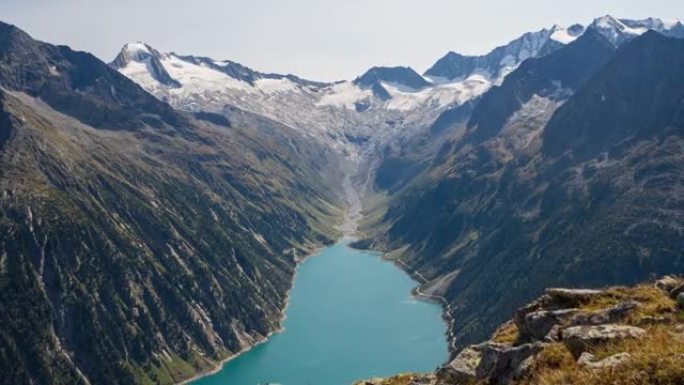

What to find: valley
left=0, top=11, right=683, bottom=385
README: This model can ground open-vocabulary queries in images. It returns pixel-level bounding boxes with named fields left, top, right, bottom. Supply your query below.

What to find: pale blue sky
left=1, top=0, right=682, bottom=81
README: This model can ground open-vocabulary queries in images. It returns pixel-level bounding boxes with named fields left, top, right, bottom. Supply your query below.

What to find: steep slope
left=543, top=30, right=684, bottom=160
left=424, top=15, right=684, bottom=141
left=0, top=22, right=342, bottom=385
left=465, top=29, right=616, bottom=143
left=360, top=31, right=684, bottom=353
left=0, top=23, right=182, bottom=132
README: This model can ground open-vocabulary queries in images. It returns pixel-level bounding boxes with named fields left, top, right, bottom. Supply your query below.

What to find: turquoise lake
left=191, top=240, right=447, bottom=385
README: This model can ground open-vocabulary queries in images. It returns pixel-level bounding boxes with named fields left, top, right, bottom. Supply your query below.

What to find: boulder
left=545, top=288, right=603, bottom=306
left=669, top=282, right=684, bottom=299
left=568, top=301, right=639, bottom=325
left=480, top=342, right=545, bottom=384
left=544, top=324, right=562, bottom=342
left=655, top=275, right=682, bottom=293
left=562, top=324, right=646, bottom=358
left=438, top=341, right=544, bottom=385
left=517, top=308, right=579, bottom=341
left=516, top=301, right=638, bottom=343
left=438, top=346, right=482, bottom=384
left=577, top=352, right=632, bottom=369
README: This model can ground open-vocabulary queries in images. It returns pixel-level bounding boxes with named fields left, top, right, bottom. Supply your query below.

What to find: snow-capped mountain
left=424, top=24, right=585, bottom=84
left=110, top=42, right=180, bottom=88
left=110, top=43, right=492, bottom=155
left=588, top=15, right=684, bottom=45
left=111, top=15, right=681, bottom=158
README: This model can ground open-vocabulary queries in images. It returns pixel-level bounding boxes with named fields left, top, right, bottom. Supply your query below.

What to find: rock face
left=562, top=325, right=646, bottom=358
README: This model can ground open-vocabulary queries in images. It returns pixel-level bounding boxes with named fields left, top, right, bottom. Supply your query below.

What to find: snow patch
left=255, top=78, right=300, bottom=94
left=124, top=42, right=151, bottom=56
left=550, top=26, right=580, bottom=44
left=316, top=82, right=372, bottom=109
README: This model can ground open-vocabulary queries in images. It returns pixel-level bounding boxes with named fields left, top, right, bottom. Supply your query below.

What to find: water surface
left=192, top=241, right=446, bottom=385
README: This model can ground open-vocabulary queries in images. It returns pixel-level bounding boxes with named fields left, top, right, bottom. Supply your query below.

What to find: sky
left=0, top=0, right=682, bottom=81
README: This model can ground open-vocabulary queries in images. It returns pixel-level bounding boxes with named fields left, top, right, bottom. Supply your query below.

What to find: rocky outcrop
left=438, top=341, right=544, bottom=385
left=655, top=276, right=681, bottom=292
left=428, top=277, right=684, bottom=385
left=514, top=287, right=638, bottom=343
left=562, top=324, right=646, bottom=358
left=358, top=278, right=684, bottom=385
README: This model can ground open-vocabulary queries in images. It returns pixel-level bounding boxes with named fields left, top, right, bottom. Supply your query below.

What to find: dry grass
left=354, top=373, right=431, bottom=385
left=516, top=283, right=684, bottom=385
left=491, top=321, right=519, bottom=345
left=582, top=284, right=677, bottom=324
left=523, top=326, right=684, bottom=385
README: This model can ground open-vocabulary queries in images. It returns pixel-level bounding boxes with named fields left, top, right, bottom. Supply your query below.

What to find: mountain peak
left=354, top=66, right=430, bottom=91
left=110, top=41, right=180, bottom=88
left=121, top=41, right=154, bottom=58
left=0, top=21, right=38, bottom=53
left=424, top=24, right=578, bottom=83
left=587, top=15, right=682, bottom=45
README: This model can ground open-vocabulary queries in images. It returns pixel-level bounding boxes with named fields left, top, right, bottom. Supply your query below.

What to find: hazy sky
left=1, top=0, right=682, bottom=81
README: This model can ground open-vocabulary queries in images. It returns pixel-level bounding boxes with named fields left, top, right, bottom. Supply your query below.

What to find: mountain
left=110, top=42, right=180, bottom=88
left=0, top=21, right=342, bottom=385
left=465, top=28, right=616, bottom=143
left=358, top=31, right=684, bottom=354
left=0, top=23, right=182, bottom=132
left=354, top=66, right=431, bottom=95
left=110, top=43, right=493, bottom=157
left=424, top=24, right=585, bottom=83
left=589, top=15, right=684, bottom=45
left=543, top=30, right=684, bottom=160
left=111, top=16, right=678, bottom=169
